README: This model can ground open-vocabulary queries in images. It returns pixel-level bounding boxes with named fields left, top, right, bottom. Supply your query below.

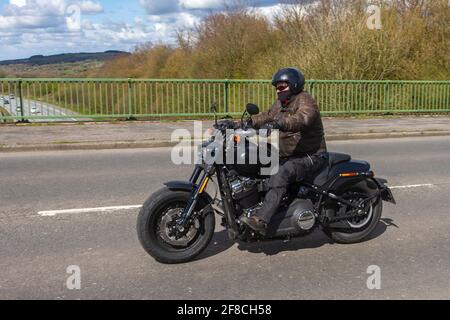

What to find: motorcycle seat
left=305, top=152, right=352, bottom=186
left=328, top=152, right=352, bottom=166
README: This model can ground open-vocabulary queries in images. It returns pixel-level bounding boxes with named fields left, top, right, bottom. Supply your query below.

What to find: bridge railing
left=0, top=78, right=449, bottom=122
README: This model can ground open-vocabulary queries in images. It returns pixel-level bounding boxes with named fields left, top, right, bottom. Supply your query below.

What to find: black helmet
left=272, top=67, right=305, bottom=94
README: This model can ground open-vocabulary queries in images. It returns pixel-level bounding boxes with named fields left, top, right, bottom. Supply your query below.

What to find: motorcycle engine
left=229, top=176, right=262, bottom=213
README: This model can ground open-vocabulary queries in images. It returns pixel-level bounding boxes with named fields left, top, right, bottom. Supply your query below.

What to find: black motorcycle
left=137, top=104, right=396, bottom=264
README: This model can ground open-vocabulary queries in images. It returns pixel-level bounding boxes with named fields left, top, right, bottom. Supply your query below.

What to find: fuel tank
left=228, top=141, right=272, bottom=177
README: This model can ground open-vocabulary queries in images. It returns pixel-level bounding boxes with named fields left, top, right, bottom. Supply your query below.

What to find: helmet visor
left=275, top=82, right=289, bottom=92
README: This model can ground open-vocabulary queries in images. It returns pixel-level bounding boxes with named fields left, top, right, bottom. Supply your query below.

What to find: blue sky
left=0, top=0, right=290, bottom=60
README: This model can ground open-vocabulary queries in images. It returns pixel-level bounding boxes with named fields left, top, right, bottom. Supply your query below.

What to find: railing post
left=224, top=79, right=230, bottom=114
left=126, top=78, right=136, bottom=121
left=384, top=80, right=390, bottom=112
left=309, top=79, right=316, bottom=96
left=17, top=78, right=28, bottom=123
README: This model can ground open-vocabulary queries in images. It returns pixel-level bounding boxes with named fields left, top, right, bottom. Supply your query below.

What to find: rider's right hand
left=216, top=119, right=237, bottom=131
left=240, top=118, right=253, bottom=130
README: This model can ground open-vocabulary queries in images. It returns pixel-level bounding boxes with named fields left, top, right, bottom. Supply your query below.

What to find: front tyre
left=137, top=188, right=215, bottom=264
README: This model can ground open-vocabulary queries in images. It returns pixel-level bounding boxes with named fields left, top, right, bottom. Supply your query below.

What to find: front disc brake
left=158, top=207, right=199, bottom=247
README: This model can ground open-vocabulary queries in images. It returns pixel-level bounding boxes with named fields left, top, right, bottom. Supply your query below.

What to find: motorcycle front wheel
left=137, top=187, right=215, bottom=264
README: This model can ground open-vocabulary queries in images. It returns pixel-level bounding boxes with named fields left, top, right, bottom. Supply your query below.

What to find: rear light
left=340, top=171, right=374, bottom=178
left=340, top=173, right=358, bottom=177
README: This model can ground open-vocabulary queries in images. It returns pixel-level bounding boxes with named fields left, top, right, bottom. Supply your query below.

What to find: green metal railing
left=0, top=78, right=448, bottom=122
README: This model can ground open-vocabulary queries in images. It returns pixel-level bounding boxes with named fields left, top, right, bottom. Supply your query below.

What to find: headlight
left=198, top=142, right=220, bottom=165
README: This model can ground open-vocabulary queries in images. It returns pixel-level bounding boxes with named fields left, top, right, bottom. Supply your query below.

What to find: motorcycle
left=137, top=104, right=396, bottom=264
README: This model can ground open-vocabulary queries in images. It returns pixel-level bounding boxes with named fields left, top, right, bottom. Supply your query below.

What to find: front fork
left=177, top=165, right=214, bottom=230
left=177, top=165, right=240, bottom=238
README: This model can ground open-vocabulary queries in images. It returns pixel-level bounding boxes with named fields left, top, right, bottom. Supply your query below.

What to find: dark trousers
left=256, top=152, right=327, bottom=223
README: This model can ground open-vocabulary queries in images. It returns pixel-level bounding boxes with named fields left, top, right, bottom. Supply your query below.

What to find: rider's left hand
left=260, top=120, right=282, bottom=136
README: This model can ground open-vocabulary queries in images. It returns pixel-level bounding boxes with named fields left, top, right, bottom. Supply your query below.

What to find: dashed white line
left=390, top=184, right=434, bottom=190
left=38, top=205, right=142, bottom=217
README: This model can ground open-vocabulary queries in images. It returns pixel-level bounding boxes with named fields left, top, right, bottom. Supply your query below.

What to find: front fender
left=164, top=180, right=194, bottom=192
left=164, top=181, right=214, bottom=205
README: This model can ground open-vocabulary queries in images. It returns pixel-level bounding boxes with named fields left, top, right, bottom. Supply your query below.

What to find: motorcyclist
left=241, top=67, right=328, bottom=233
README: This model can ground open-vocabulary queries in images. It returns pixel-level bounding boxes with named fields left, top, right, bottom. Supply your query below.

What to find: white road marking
left=390, top=184, right=434, bottom=190
left=36, top=183, right=437, bottom=217
left=38, top=205, right=142, bottom=217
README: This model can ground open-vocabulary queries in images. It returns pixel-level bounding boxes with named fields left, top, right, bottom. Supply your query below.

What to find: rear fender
left=326, top=160, right=371, bottom=191
left=374, top=178, right=397, bottom=205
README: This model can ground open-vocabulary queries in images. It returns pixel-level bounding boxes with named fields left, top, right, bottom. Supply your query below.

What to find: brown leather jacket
left=251, top=91, right=327, bottom=158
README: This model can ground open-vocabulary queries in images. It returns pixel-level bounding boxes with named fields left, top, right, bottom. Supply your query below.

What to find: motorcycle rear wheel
left=137, top=188, right=215, bottom=264
left=323, top=181, right=382, bottom=244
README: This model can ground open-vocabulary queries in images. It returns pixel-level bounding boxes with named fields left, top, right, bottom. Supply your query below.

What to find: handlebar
left=213, top=120, right=274, bottom=140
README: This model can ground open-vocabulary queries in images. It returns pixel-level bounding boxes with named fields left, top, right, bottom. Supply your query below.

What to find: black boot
left=240, top=215, right=268, bottom=233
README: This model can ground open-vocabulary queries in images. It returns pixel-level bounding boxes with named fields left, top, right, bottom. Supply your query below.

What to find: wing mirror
left=246, top=103, right=259, bottom=115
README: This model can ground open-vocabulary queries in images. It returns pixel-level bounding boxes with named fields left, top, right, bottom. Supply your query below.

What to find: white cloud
left=77, top=1, right=104, bottom=14
left=9, top=0, right=27, bottom=7
left=0, top=0, right=106, bottom=39
left=148, top=11, right=200, bottom=29
left=139, top=0, right=179, bottom=15
left=176, top=12, right=200, bottom=28
left=257, top=4, right=284, bottom=21
left=5, top=0, right=66, bottom=17
left=139, top=0, right=283, bottom=15
left=179, top=0, right=223, bottom=10
left=143, top=11, right=200, bottom=44
left=2, top=0, right=103, bottom=28
left=0, top=0, right=297, bottom=60
left=0, top=0, right=108, bottom=59
left=0, top=13, right=61, bottom=29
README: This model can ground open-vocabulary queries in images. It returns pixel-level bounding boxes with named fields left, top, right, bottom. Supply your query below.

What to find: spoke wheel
left=137, top=188, right=215, bottom=264
left=323, top=181, right=383, bottom=244
left=342, top=192, right=374, bottom=229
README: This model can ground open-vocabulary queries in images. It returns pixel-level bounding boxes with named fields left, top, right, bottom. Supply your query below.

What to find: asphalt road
left=0, top=95, right=78, bottom=122
left=1, top=136, right=450, bottom=300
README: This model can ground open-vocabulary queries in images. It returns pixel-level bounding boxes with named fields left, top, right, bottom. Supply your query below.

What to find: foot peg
left=227, top=229, right=239, bottom=240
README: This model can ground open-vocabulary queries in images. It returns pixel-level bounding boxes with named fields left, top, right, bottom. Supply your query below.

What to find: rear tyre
left=137, top=187, right=215, bottom=264
left=324, top=181, right=382, bottom=244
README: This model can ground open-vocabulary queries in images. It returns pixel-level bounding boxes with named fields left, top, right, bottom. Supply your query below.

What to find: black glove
left=264, top=121, right=282, bottom=130
left=233, top=118, right=253, bottom=130
left=216, top=119, right=236, bottom=130
left=242, top=118, right=253, bottom=130
left=260, top=120, right=282, bottom=136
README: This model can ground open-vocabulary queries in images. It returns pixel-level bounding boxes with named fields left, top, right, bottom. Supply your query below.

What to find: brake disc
left=158, top=208, right=200, bottom=247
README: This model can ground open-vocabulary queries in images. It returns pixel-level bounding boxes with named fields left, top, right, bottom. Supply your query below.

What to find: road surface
left=0, top=95, right=78, bottom=122
left=1, top=136, right=449, bottom=299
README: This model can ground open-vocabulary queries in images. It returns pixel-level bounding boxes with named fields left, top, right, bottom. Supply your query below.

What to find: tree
left=94, top=0, right=449, bottom=80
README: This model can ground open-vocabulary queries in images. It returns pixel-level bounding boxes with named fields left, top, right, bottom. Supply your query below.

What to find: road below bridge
left=0, top=95, right=78, bottom=122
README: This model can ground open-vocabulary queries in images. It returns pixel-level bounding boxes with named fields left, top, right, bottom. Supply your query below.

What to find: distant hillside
left=0, top=60, right=106, bottom=78
left=0, top=51, right=130, bottom=66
